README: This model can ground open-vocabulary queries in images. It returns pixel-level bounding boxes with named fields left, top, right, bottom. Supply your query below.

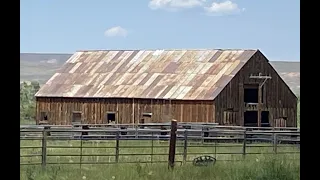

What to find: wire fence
left=20, top=123, right=300, bottom=168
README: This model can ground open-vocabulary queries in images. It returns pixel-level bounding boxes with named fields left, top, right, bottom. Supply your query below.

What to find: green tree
left=20, top=81, right=39, bottom=123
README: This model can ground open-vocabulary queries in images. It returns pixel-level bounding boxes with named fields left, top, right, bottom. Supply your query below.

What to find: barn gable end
left=213, top=50, right=297, bottom=127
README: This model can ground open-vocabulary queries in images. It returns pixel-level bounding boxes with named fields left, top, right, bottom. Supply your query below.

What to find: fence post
left=80, top=133, right=83, bottom=170
left=242, top=130, right=246, bottom=158
left=168, top=119, right=177, bottom=169
left=201, top=127, right=204, bottom=144
left=273, top=133, right=278, bottom=154
left=115, top=131, right=120, bottom=163
left=151, top=132, right=154, bottom=163
left=183, top=130, right=188, bottom=163
left=41, top=128, right=47, bottom=169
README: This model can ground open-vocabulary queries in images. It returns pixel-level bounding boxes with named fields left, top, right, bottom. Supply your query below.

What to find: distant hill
left=20, top=53, right=71, bottom=84
left=20, top=53, right=300, bottom=95
left=269, top=61, right=300, bottom=95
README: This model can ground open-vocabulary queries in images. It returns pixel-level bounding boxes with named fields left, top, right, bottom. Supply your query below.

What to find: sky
left=20, top=0, right=300, bottom=61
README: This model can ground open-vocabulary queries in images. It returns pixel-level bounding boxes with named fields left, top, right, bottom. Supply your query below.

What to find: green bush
left=20, top=81, right=39, bottom=124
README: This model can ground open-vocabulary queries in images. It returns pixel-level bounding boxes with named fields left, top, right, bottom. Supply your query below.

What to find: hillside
left=20, top=53, right=70, bottom=84
left=20, top=53, right=300, bottom=94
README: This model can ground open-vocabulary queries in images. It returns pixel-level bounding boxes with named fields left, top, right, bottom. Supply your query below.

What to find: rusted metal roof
left=35, top=49, right=258, bottom=100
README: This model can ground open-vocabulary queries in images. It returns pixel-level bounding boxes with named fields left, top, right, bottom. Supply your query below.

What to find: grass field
left=20, top=139, right=300, bottom=180
left=20, top=156, right=300, bottom=180
left=20, top=120, right=36, bottom=125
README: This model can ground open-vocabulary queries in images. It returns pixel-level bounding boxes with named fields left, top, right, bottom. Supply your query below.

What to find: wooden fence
left=20, top=123, right=300, bottom=168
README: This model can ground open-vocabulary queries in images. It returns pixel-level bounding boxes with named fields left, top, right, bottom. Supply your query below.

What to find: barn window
left=105, top=112, right=116, bottom=124
left=140, top=112, right=152, bottom=124
left=142, top=112, right=152, bottom=118
left=40, top=112, right=48, bottom=121
left=244, top=84, right=264, bottom=103
left=72, top=112, right=82, bottom=124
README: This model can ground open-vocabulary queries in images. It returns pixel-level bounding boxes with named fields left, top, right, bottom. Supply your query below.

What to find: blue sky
left=20, top=0, right=300, bottom=61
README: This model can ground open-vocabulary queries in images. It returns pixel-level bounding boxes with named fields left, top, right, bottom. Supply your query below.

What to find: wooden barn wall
left=214, top=51, right=297, bottom=127
left=35, top=98, right=214, bottom=125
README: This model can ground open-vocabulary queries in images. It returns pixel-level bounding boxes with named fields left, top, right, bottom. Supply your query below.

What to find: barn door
left=274, top=117, right=287, bottom=127
left=223, top=111, right=237, bottom=125
left=39, top=111, right=49, bottom=125
left=72, top=112, right=82, bottom=125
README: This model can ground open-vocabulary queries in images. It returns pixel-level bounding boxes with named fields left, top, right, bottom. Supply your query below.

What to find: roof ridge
left=76, top=49, right=258, bottom=52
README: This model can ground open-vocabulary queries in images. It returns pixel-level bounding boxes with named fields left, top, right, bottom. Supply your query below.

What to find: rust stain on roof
left=36, top=49, right=259, bottom=100
left=149, top=85, right=167, bottom=98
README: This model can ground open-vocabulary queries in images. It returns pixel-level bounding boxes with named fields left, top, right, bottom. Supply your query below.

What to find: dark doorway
left=39, top=112, right=49, bottom=125
left=106, top=112, right=116, bottom=123
left=244, top=111, right=258, bottom=126
left=261, top=111, right=270, bottom=127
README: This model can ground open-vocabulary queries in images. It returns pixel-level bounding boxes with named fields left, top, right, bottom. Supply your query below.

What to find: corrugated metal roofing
left=35, top=49, right=258, bottom=100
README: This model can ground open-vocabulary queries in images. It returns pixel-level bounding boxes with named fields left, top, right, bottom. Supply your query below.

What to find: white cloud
left=148, top=0, right=205, bottom=10
left=204, top=1, right=244, bottom=16
left=104, top=26, right=128, bottom=37
left=40, top=59, right=57, bottom=64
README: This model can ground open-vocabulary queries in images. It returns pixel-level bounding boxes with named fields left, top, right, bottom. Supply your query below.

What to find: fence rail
left=20, top=122, right=300, bottom=130
left=20, top=123, right=300, bottom=168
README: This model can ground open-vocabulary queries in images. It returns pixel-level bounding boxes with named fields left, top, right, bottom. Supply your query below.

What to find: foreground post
left=242, top=130, right=247, bottom=159
left=115, top=131, right=120, bottom=163
left=273, top=133, right=278, bottom=154
left=183, top=130, right=188, bottom=163
left=80, top=133, right=83, bottom=170
left=168, top=119, right=177, bottom=169
left=41, top=128, right=47, bottom=169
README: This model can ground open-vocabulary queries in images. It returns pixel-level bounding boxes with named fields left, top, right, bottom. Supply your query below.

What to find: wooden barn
left=35, top=49, right=297, bottom=127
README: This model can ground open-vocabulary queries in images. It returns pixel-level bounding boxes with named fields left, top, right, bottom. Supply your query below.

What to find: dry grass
left=20, top=139, right=300, bottom=180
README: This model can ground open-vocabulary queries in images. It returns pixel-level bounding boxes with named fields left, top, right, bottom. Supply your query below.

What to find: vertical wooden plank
left=212, top=102, right=215, bottom=123
left=136, top=99, right=140, bottom=124
left=239, top=83, right=244, bottom=126
left=205, top=102, right=209, bottom=123
left=257, top=85, right=262, bottom=127
left=116, top=99, right=119, bottom=123
left=150, top=99, right=153, bottom=123
left=180, top=102, right=183, bottom=122
left=132, top=98, right=135, bottom=124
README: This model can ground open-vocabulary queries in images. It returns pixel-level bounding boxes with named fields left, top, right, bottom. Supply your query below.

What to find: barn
left=35, top=49, right=297, bottom=127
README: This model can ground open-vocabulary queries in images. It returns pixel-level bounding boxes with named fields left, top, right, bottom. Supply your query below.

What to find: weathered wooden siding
left=36, top=98, right=215, bottom=125
left=214, top=51, right=297, bottom=127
